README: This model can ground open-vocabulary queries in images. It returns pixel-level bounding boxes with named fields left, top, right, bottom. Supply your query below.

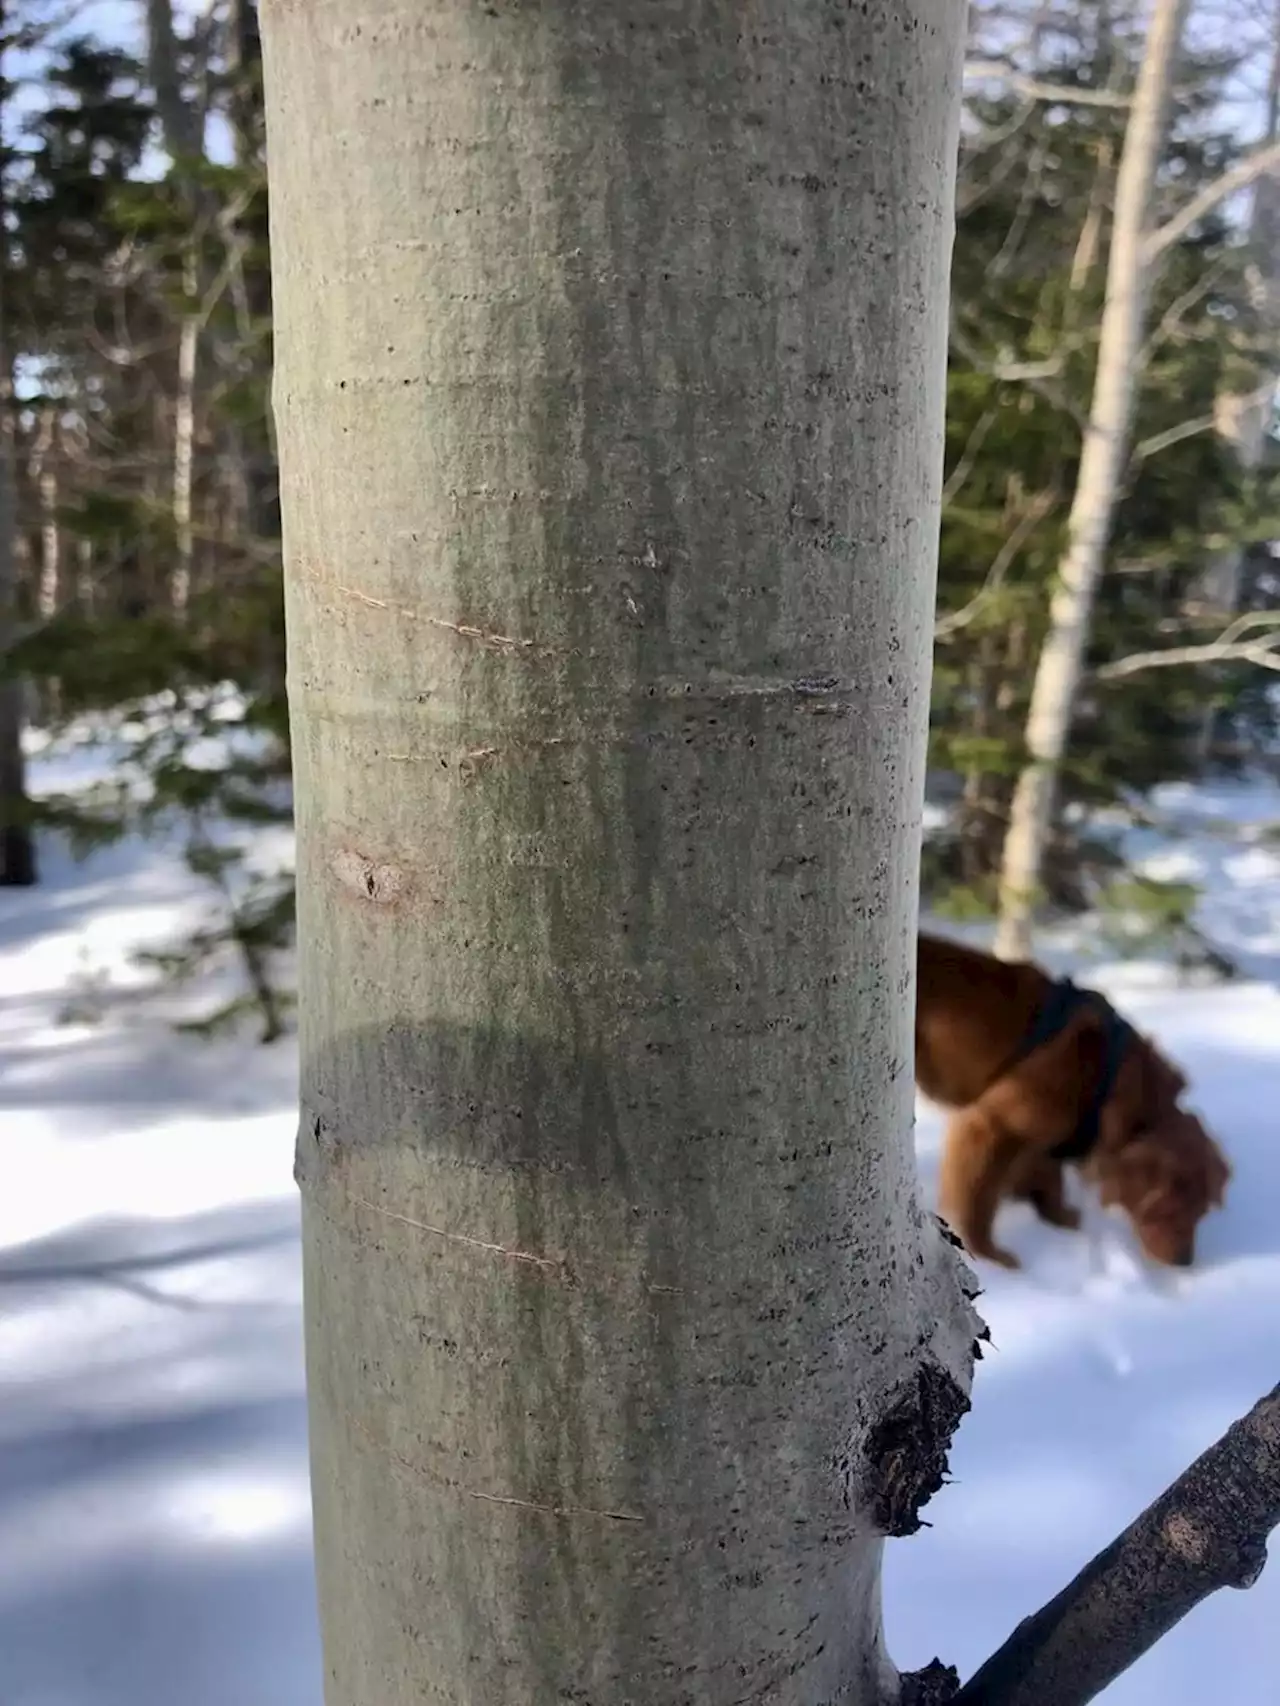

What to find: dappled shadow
left=0, top=816, right=297, bottom=1135
left=0, top=1198, right=319, bottom=1706
left=0, top=824, right=196, bottom=959
left=0, top=1197, right=299, bottom=1310
left=0, top=1537, right=320, bottom=1706
left=0, top=1016, right=298, bottom=1133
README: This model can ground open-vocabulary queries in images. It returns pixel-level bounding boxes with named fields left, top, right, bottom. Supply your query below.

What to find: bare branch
left=1129, top=411, right=1219, bottom=462
left=1096, top=609, right=1280, bottom=678
left=954, top=1381, right=1280, bottom=1706
left=1144, top=138, right=1280, bottom=263
left=964, top=59, right=1134, bottom=108
left=935, top=489, right=1057, bottom=640
left=1098, top=640, right=1280, bottom=679
left=948, top=315, right=1086, bottom=427
left=990, top=137, right=1051, bottom=279
left=1137, top=254, right=1231, bottom=365
left=958, top=103, right=1038, bottom=215
left=952, top=330, right=1065, bottom=382
left=941, top=408, right=1000, bottom=508
left=1131, top=377, right=1277, bottom=462
left=1214, top=609, right=1280, bottom=643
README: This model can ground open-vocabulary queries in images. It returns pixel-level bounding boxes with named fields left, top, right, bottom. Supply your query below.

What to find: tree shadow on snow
left=0, top=1199, right=319, bottom=1706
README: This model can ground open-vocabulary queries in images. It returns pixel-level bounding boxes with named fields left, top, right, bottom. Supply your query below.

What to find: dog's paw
left=979, top=1244, right=1022, bottom=1271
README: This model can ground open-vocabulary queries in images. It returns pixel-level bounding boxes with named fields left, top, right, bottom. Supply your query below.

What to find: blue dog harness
left=998, top=976, right=1136, bottom=1162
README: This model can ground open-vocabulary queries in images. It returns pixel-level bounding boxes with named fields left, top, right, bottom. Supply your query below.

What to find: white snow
left=5, top=737, right=1280, bottom=1703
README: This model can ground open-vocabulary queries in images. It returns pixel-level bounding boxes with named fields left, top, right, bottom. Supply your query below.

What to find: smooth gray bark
left=263, top=3, right=974, bottom=1702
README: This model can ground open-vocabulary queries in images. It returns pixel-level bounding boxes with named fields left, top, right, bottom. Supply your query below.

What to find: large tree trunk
left=994, top=0, right=1190, bottom=961
left=262, top=5, right=975, bottom=1703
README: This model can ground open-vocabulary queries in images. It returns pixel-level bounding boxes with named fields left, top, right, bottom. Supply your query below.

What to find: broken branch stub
left=954, top=1381, right=1280, bottom=1706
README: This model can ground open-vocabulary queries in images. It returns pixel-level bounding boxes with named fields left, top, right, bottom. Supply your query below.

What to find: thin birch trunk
left=31, top=404, right=59, bottom=620
left=171, top=250, right=198, bottom=621
left=1192, top=2, right=1280, bottom=764
left=145, top=0, right=203, bottom=622
left=994, top=0, right=1191, bottom=960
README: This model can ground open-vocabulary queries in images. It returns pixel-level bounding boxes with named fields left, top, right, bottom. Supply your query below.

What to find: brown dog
left=916, top=932, right=1230, bottom=1270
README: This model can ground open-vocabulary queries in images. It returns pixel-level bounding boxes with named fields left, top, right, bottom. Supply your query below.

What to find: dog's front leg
left=1009, top=1152, right=1082, bottom=1232
left=938, top=1107, right=1024, bottom=1269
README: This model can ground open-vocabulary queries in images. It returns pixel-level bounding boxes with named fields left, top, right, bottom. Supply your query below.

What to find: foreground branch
left=953, top=1381, right=1280, bottom=1706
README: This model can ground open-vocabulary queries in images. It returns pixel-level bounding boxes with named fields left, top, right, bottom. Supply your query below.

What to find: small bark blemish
left=347, top=1411, right=643, bottom=1523
left=458, top=747, right=500, bottom=783
left=862, top=1360, right=971, bottom=1537
left=330, top=847, right=407, bottom=905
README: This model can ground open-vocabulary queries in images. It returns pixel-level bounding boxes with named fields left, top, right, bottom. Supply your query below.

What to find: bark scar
left=349, top=1193, right=561, bottom=1272
left=334, top=581, right=551, bottom=654
left=344, top=1192, right=684, bottom=1297
left=347, top=1412, right=643, bottom=1523
left=329, top=847, right=407, bottom=904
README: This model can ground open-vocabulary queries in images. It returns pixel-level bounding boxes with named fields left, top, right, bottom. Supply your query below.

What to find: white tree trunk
left=31, top=405, right=59, bottom=621
left=263, top=4, right=976, bottom=1702
left=171, top=250, right=199, bottom=622
left=994, top=0, right=1191, bottom=961
left=145, top=0, right=203, bottom=623
left=75, top=538, right=94, bottom=616
left=1191, top=2, right=1280, bottom=763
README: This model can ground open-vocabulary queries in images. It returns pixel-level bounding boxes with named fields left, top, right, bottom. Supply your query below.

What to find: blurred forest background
left=0, top=0, right=1277, bottom=1035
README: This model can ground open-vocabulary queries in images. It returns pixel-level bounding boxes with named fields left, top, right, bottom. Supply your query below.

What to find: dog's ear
left=1098, top=1138, right=1163, bottom=1210
left=1143, top=1040, right=1188, bottom=1104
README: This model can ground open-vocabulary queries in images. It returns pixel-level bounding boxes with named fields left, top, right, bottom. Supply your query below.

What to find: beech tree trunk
left=262, top=4, right=975, bottom=1702
left=994, top=0, right=1190, bottom=961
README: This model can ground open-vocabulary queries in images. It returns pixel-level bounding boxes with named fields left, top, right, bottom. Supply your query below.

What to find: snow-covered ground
left=5, top=735, right=1280, bottom=1704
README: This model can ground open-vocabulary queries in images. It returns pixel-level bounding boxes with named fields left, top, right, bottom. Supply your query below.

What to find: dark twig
left=954, top=1382, right=1280, bottom=1706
